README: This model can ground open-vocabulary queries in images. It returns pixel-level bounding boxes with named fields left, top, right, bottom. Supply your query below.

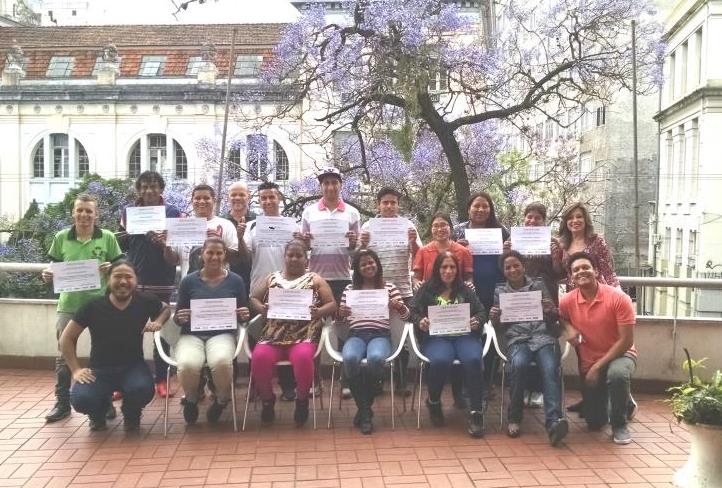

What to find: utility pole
left=215, top=27, right=238, bottom=214
left=632, top=20, right=641, bottom=276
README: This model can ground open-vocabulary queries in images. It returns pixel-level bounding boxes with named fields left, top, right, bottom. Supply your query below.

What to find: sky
left=36, top=0, right=301, bottom=25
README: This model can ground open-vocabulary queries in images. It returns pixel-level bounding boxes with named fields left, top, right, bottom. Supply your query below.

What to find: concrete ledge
left=2, top=298, right=721, bottom=384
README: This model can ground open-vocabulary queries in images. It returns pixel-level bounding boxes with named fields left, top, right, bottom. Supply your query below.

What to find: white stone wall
left=654, top=0, right=722, bottom=316
left=0, top=99, right=314, bottom=220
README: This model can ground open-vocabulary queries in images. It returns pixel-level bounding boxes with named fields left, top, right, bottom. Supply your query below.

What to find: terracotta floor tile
left=0, top=371, right=686, bottom=488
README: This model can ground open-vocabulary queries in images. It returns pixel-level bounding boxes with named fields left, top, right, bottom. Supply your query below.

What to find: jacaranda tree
left=254, top=0, right=662, bottom=220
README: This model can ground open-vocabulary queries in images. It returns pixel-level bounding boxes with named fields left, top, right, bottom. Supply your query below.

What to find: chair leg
left=417, top=363, right=424, bottom=430
left=242, top=375, right=253, bottom=432
left=499, top=361, right=506, bottom=431
left=399, top=359, right=407, bottom=413
left=411, top=366, right=418, bottom=413
left=312, top=376, right=317, bottom=430
left=163, top=366, right=170, bottom=438
left=231, top=378, right=238, bottom=432
left=390, top=362, right=395, bottom=431
left=327, top=363, right=336, bottom=429
left=560, top=365, right=566, bottom=417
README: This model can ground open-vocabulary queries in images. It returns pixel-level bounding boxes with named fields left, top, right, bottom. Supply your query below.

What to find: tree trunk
left=434, top=127, right=471, bottom=222
left=417, top=93, right=471, bottom=221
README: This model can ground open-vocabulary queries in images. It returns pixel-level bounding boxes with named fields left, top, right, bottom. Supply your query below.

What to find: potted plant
left=668, top=349, right=722, bottom=488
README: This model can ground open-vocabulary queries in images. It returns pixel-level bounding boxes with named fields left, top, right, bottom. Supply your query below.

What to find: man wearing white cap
left=297, top=167, right=360, bottom=302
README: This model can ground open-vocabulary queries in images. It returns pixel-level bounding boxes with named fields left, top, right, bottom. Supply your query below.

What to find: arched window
left=227, top=147, right=242, bottom=180
left=274, top=141, right=289, bottom=181
left=32, top=140, right=44, bottom=178
left=128, top=141, right=141, bottom=179
left=30, top=134, right=89, bottom=179
left=247, top=134, right=269, bottom=179
left=128, top=134, right=188, bottom=180
left=174, top=140, right=187, bottom=179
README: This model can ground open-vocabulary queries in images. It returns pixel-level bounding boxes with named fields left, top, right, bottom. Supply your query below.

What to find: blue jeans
left=422, top=334, right=484, bottom=410
left=507, top=342, right=562, bottom=427
left=70, top=361, right=154, bottom=420
left=342, top=330, right=391, bottom=382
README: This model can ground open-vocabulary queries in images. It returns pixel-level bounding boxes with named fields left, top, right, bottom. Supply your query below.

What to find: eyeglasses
left=431, top=223, right=450, bottom=229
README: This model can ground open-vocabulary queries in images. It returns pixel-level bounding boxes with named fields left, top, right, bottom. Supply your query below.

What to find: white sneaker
left=529, top=392, right=544, bottom=408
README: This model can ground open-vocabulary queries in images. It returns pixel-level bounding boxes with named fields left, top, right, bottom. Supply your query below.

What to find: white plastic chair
left=323, top=317, right=411, bottom=430
left=498, top=338, right=572, bottom=430
left=407, top=321, right=504, bottom=429
left=241, top=316, right=328, bottom=431
left=154, top=324, right=246, bottom=437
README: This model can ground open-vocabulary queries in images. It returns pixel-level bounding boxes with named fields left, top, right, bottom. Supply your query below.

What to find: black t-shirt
left=74, top=292, right=164, bottom=368
left=120, top=204, right=181, bottom=287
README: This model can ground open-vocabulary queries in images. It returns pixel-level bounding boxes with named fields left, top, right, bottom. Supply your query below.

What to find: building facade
left=0, top=23, right=318, bottom=220
left=653, top=0, right=722, bottom=317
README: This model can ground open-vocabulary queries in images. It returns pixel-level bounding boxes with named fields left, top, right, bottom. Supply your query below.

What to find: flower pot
left=674, top=422, right=722, bottom=488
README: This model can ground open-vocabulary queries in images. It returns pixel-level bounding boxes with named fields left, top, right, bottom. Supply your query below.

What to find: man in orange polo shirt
left=559, top=252, right=637, bottom=444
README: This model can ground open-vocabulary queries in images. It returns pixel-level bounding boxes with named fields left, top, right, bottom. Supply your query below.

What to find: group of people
left=41, top=166, right=638, bottom=445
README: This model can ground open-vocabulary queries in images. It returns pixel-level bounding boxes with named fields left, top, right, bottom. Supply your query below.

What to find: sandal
left=507, top=422, right=521, bottom=438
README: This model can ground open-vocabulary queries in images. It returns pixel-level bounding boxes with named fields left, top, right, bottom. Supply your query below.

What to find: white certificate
left=499, top=290, right=543, bottom=323
left=465, top=228, right=503, bottom=255
left=310, top=219, right=349, bottom=247
left=428, top=303, right=470, bottom=336
left=345, top=289, right=389, bottom=321
left=255, top=216, right=296, bottom=247
left=125, top=206, right=167, bottom=235
left=190, top=298, right=237, bottom=332
left=368, top=218, right=408, bottom=247
left=166, top=217, right=207, bottom=247
left=267, top=288, right=313, bottom=320
left=51, top=259, right=101, bottom=293
left=511, top=226, right=551, bottom=255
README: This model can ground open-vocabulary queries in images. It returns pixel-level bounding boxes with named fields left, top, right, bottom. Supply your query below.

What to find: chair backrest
left=327, top=311, right=409, bottom=363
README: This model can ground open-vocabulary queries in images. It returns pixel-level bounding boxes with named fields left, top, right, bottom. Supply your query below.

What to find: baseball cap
left=317, top=166, right=342, bottom=183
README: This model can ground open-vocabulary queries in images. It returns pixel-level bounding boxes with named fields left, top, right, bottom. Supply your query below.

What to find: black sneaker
left=294, top=399, right=309, bottom=426
left=467, top=411, right=484, bottom=438
left=261, top=398, right=276, bottom=424
left=627, top=395, right=638, bottom=421
left=359, top=409, right=373, bottom=435
left=183, top=401, right=199, bottom=424
left=206, top=400, right=227, bottom=423
left=280, top=388, right=296, bottom=402
left=89, top=415, right=107, bottom=432
left=425, top=399, right=444, bottom=427
left=547, top=418, right=569, bottom=447
left=45, top=402, right=71, bottom=423
left=106, top=404, right=117, bottom=420
left=123, top=416, right=141, bottom=433
left=567, top=399, right=584, bottom=413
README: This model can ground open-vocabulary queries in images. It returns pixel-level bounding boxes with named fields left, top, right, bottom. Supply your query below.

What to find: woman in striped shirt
left=337, top=249, right=409, bottom=434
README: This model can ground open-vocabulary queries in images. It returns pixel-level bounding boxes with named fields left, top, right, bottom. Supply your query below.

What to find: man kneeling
left=59, top=261, right=170, bottom=432
left=490, top=251, right=568, bottom=446
left=559, top=252, right=637, bottom=444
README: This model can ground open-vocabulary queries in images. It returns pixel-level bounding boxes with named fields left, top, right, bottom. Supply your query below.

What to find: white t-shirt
left=243, top=218, right=300, bottom=296
left=175, top=215, right=238, bottom=278
left=361, top=216, right=422, bottom=298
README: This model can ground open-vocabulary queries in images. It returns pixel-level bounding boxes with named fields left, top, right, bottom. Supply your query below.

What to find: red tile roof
left=0, top=23, right=284, bottom=79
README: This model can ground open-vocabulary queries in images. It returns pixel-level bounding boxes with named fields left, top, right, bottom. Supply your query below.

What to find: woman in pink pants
left=249, top=239, right=336, bottom=426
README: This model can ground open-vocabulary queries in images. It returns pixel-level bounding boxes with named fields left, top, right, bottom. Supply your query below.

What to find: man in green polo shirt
left=41, top=193, right=123, bottom=423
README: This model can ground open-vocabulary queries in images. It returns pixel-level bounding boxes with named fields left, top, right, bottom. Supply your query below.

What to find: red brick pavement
left=0, top=369, right=687, bottom=487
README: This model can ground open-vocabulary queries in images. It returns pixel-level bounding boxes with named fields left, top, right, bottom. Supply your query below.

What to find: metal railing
left=3, top=262, right=722, bottom=319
